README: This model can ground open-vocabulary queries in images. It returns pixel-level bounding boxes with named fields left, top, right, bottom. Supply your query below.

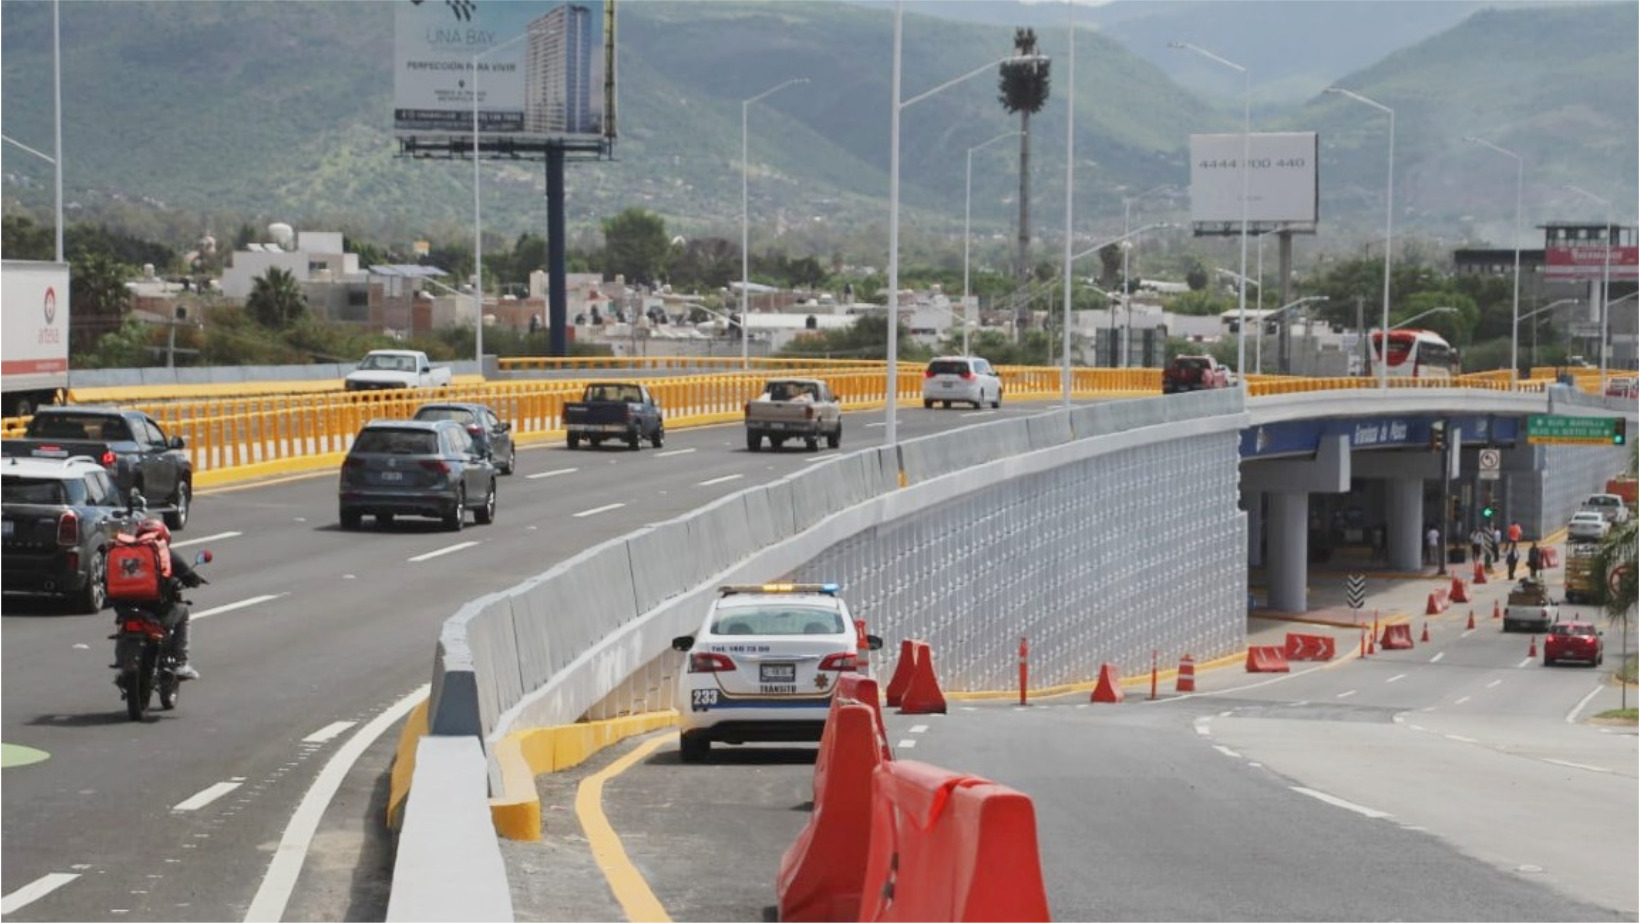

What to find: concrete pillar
left=1266, top=491, right=1309, bottom=613
left=1386, top=476, right=1423, bottom=572
left=1244, top=490, right=1265, bottom=568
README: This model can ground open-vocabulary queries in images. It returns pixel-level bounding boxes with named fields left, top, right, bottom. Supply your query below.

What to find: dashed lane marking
left=173, top=780, right=244, bottom=812
left=527, top=467, right=578, bottom=480
left=407, top=541, right=480, bottom=563
left=1212, top=745, right=1241, bottom=759
left=1516, top=657, right=1533, bottom=668
left=302, top=722, right=356, bottom=744
left=170, top=531, right=242, bottom=550
left=655, top=448, right=696, bottom=458
left=1291, top=787, right=1391, bottom=819
left=1429, top=652, right=1444, bottom=663
left=1455, top=696, right=1471, bottom=705
left=2, top=873, right=80, bottom=915
left=897, top=739, right=917, bottom=749
left=192, top=594, right=286, bottom=621
left=698, top=474, right=744, bottom=487
left=1336, top=690, right=1357, bottom=699
left=1444, top=734, right=1478, bottom=744
left=1486, top=679, right=1503, bottom=689
left=1543, top=758, right=1612, bottom=774
left=1386, top=674, right=1407, bottom=683
left=909, top=725, right=929, bottom=734
left=573, top=503, right=626, bottom=518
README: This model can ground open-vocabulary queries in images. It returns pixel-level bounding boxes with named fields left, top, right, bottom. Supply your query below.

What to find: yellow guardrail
left=66, top=375, right=489, bottom=404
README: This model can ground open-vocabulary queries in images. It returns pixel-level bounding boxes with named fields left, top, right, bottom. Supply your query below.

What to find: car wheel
left=747, top=433, right=761, bottom=452
left=805, top=437, right=819, bottom=452
left=502, top=446, right=516, bottom=475
left=772, top=437, right=786, bottom=450
left=77, top=548, right=108, bottom=614
left=164, top=481, right=191, bottom=531
left=340, top=509, right=362, bottom=530
left=652, top=427, right=664, bottom=449
left=444, top=487, right=465, bottom=532
left=567, top=434, right=581, bottom=450
left=679, top=731, right=709, bottom=764
left=590, top=438, right=603, bottom=448
left=475, top=480, right=496, bottom=525
left=923, top=399, right=933, bottom=409
left=377, top=513, right=395, bottom=528
left=628, top=432, right=641, bottom=451
left=1597, top=653, right=1604, bottom=666
left=992, top=388, right=1002, bottom=409
left=942, top=400, right=951, bottom=409
left=827, top=423, right=841, bottom=449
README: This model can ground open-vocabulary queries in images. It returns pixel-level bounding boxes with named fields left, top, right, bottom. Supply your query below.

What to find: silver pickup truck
left=744, top=378, right=842, bottom=452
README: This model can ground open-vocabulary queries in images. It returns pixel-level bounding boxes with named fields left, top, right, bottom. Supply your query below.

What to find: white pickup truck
left=344, top=350, right=453, bottom=392
left=744, top=378, right=842, bottom=452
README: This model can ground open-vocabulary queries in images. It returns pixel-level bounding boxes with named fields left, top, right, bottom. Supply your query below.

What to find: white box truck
left=2, top=260, right=71, bottom=417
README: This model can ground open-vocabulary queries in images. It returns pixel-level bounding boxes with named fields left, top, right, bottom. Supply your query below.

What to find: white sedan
left=1567, top=511, right=1611, bottom=541
left=672, top=583, right=880, bottom=763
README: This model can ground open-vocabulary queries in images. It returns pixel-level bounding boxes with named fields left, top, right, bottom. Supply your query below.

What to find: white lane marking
left=959, top=411, right=996, bottom=418
left=655, top=448, right=696, bottom=458
left=407, top=541, right=480, bottom=563
left=698, top=474, right=744, bottom=487
left=1461, top=629, right=1475, bottom=638
left=1336, top=690, right=1357, bottom=699
left=170, top=531, right=242, bottom=550
left=1543, top=758, right=1612, bottom=774
left=1218, top=710, right=1233, bottom=717
left=1212, top=745, right=1241, bottom=759
left=2, top=873, right=80, bottom=915
left=243, top=684, right=428, bottom=923
left=1455, top=696, right=1471, bottom=705
left=1193, top=718, right=1211, bottom=736
left=1409, top=724, right=1428, bottom=732
left=1290, top=700, right=1309, bottom=707
left=527, top=467, right=578, bottom=480
left=302, top=721, right=357, bottom=744
left=865, top=422, right=885, bottom=429
left=1485, top=679, right=1503, bottom=689
left=192, top=594, right=286, bottom=621
left=805, top=455, right=837, bottom=463
left=909, top=724, right=929, bottom=734
left=1429, top=652, right=1445, bottom=663
left=1444, top=734, right=1478, bottom=744
left=1386, top=674, right=1407, bottom=684
left=173, top=780, right=243, bottom=812
left=1566, top=686, right=1604, bottom=724
left=1290, top=786, right=1392, bottom=819
left=573, top=503, right=626, bottom=518
left=1516, top=657, right=1533, bottom=668
left=897, top=739, right=917, bottom=749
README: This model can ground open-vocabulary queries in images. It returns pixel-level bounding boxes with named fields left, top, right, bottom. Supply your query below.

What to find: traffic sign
left=1346, top=574, right=1366, bottom=611
left=1478, top=448, right=1501, bottom=481
left=1526, top=414, right=1624, bottom=446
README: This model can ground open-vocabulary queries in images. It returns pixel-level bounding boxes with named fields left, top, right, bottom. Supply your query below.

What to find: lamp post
left=1565, top=184, right=1613, bottom=395
left=1254, top=229, right=1277, bottom=373
left=1326, top=86, right=1395, bottom=390
left=1118, top=184, right=1175, bottom=369
left=964, top=130, right=1025, bottom=357
left=1390, top=305, right=1458, bottom=330
left=1170, top=41, right=1250, bottom=381
left=886, top=0, right=1045, bottom=446
left=473, top=31, right=531, bottom=378
left=1519, top=297, right=1581, bottom=368
left=1463, top=136, right=1524, bottom=388
left=741, top=77, right=809, bottom=370
left=1067, top=223, right=1171, bottom=389
left=1060, top=0, right=1076, bottom=405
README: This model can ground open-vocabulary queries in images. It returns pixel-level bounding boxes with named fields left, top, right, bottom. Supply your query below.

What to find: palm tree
left=1591, top=448, right=1638, bottom=706
left=246, top=267, right=308, bottom=329
left=997, top=27, right=1050, bottom=326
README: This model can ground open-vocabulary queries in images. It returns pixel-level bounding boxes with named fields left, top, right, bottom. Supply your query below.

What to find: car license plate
left=379, top=471, right=403, bottom=482
left=942, top=381, right=954, bottom=388
left=1, top=520, right=12, bottom=539
left=760, top=663, right=796, bottom=683
left=767, top=422, right=787, bottom=430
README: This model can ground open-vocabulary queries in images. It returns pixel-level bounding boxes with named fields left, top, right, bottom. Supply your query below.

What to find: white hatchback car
left=922, top=356, right=1002, bottom=409
left=672, top=583, right=880, bottom=762
left=1566, top=511, right=1611, bottom=541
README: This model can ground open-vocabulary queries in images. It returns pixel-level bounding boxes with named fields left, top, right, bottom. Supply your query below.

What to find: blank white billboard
left=1188, top=132, right=1318, bottom=225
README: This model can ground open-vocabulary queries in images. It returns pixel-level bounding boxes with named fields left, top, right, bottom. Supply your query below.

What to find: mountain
left=0, top=0, right=1633, bottom=257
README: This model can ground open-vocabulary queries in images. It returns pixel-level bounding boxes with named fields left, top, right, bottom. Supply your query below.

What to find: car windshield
left=360, top=354, right=413, bottom=371
left=2, top=475, right=73, bottom=505
left=25, top=414, right=132, bottom=441
left=927, top=361, right=970, bottom=376
left=1173, top=358, right=1209, bottom=371
left=352, top=429, right=439, bottom=454
left=414, top=407, right=475, bottom=425
left=710, top=604, right=844, bottom=637
left=1549, top=624, right=1591, bottom=637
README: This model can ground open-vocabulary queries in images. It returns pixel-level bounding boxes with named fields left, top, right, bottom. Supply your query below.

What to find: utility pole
left=1356, top=294, right=1366, bottom=377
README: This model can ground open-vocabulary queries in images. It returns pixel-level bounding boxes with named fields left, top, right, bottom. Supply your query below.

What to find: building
left=525, top=4, right=598, bottom=136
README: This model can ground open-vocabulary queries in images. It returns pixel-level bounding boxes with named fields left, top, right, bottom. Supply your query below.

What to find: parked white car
left=1566, top=511, right=1611, bottom=541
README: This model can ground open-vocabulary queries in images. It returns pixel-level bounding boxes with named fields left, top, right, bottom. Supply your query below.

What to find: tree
left=1591, top=450, right=1639, bottom=707
left=246, top=267, right=309, bottom=329
left=998, top=28, right=1050, bottom=308
left=70, top=252, right=132, bottom=354
left=1185, top=260, right=1209, bottom=292
left=601, top=208, right=670, bottom=286
left=3, top=213, right=53, bottom=260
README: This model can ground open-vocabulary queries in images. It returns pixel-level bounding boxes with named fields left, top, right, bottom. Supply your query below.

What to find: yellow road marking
left=575, top=732, right=675, bottom=923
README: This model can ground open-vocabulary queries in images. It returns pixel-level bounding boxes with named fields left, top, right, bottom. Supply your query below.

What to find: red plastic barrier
left=1540, top=547, right=1559, bottom=568
left=885, top=639, right=917, bottom=708
left=858, top=760, right=1051, bottom=923
left=898, top=642, right=947, bottom=715
left=1379, top=623, right=1415, bottom=650
left=1425, top=586, right=1451, bottom=615
left=1090, top=663, right=1124, bottom=703
left=777, top=703, right=887, bottom=922
left=1283, top=633, right=1335, bottom=662
left=1449, top=576, right=1471, bottom=604
left=815, top=674, right=891, bottom=806
left=1245, top=646, right=1290, bottom=673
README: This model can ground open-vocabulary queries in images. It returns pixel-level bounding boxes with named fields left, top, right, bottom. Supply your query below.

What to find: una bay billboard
left=394, top=0, right=611, bottom=144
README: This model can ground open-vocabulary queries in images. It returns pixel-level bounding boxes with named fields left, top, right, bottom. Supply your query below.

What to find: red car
left=1543, top=621, right=1604, bottom=667
left=1162, top=355, right=1232, bottom=394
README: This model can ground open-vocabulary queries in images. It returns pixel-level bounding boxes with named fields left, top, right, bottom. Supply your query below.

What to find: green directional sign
left=1526, top=414, right=1623, bottom=445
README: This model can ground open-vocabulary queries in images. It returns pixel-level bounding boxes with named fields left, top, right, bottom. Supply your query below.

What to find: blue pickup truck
left=0, top=406, right=193, bottom=530
left=564, top=382, right=665, bottom=451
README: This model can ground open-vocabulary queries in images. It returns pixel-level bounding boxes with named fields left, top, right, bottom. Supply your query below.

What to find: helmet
left=135, top=517, right=171, bottom=544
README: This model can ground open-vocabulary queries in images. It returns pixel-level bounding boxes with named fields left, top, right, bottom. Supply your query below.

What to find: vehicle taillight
left=466, top=424, right=483, bottom=436
left=923, top=369, right=935, bottom=379
left=420, top=460, right=450, bottom=475
left=745, top=402, right=753, bottom=415
left=100, top=450, right=116, bottom=467
left=819, top=652, right=857, bottom=672
left=689, top=652, right=735, bottom=673
left=805, top=405, right=816, bottom=419
left=56, top=510, right=79, bottom=546
left=64, top=550, right=79, bottom=572
left=959, top=370, right=975, bottom=381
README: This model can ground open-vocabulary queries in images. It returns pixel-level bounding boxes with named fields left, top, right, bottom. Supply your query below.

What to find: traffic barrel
left=1176, top=654, right=1196, bottom=693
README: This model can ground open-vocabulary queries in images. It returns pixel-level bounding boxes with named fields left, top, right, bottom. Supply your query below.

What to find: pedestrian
left=1526, top=542, right=1542, bottom=580
left=1507, top=521, right=1523, bottom=552
left=1505, top=545, right=1520, bottom=580
left=1425, top=524, right=1441, bottom=568
left=1370, top=523, right=1386, bottom=563
left=1469, top=527, right=1485, bottom=564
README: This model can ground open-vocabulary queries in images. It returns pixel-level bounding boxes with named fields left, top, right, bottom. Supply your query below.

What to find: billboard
left=1188, top=132, right=1318, bottom=227
left=394, top=0, right=609, bottom=143
left=1543, top=244, right=1639, bottom=282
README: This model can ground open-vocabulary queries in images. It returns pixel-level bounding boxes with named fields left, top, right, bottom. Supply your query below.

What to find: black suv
left=2, top=455, right=137, bottom=612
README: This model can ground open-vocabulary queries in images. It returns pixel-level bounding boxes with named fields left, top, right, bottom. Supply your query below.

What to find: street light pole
left=964, top=130, right=1024, bottom=357
left=473, top=32, right=530, bottom=379
left=1060, top=0, right=1076, bottom=405
left=1566, top=184, right=1613, bottom=395
left=741, top=77, right=809, bottom=371
left=1464, top=136, right=1523, bottom=388
left=1117, top=184, right=1174, bottom=370
left=1327, top=86, right=1395, bottom=391
left=1390, top=305, right=1458, bottom=330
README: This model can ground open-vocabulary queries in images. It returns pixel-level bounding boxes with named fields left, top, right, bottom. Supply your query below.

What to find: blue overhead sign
left=1241, top=414, right=1521, bottom=458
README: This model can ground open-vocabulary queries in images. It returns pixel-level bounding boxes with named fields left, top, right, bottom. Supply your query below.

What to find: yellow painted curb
left=385, top=698, right=431, bottom=832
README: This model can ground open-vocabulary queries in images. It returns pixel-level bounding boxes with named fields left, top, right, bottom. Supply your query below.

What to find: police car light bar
left=717, top=582, right=840, bottom=596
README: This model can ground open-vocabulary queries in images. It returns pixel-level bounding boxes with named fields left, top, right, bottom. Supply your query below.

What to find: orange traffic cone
left=1367, top=631, right=1377, bottom=656
left=1492, top=600, right=1501, bottom=620
left=1421, top=622, right=1430, bottom=643
left=1466, top=610, right=1476, bottom=630
left=1528, top=635, right=1538, bottom=657
left=1472, top=560, right=1487, bottom=585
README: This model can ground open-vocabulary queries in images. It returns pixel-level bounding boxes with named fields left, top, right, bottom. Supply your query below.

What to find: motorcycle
left=111, top=548, right=210, bottom=721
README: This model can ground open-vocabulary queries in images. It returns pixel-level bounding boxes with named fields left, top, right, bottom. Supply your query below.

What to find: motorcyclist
left=130, top=518, right=202, bottom=681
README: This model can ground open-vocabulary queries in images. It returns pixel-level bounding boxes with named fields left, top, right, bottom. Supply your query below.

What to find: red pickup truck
left=1162, top=355, right=1232, bottom=394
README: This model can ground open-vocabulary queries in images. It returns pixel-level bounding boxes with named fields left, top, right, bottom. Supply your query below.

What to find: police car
left=671, top=583, right=881, bottom=763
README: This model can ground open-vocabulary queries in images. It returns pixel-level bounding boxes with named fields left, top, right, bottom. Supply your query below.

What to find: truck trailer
left=2, top=260, right=71, bottom=417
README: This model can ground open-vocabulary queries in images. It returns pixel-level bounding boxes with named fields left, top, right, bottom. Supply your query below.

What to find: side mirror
left=168, top=435, right=186, bottom=450
left=867, top=634, right=884, bottom=651
left=195, top=550, right=212, bottom=565
left=499, top=422, right=512, bottom=432
left=671, top=635, right=695, bottom=653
